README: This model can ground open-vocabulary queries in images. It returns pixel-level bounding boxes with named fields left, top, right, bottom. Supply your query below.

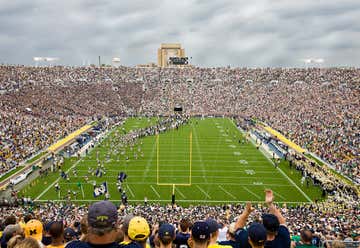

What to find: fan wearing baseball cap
left=205, top=218, right=232, bottom=248
left=247, top=223, right=266, bottom=248
left=65, top=201, right=121, bottom=248
left=127, top=216, right=150, bottom=248
left=24, top=219, right=44, bottom=247
left=157, top=223, right=176, bottom=248
left=190, top=221, right=211, bottom=248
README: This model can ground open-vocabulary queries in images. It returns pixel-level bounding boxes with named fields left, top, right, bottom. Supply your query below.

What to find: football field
left=25, top=117, right=321, bottom=205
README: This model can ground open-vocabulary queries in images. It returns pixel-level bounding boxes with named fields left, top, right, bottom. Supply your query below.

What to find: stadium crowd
left=0, top=65, right=358, bottom=182
left=0, top=190, right=360, bottom=248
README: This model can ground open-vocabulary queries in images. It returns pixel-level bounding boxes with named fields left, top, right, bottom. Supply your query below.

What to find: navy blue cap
left=205, top=218, right=220, bottom=233
left=88, top=201, right=118, bottom=228
left=191, top=221, right=210, bottom=241
left=158, top=223, right=175, bottom=240
left=248, top=223, right=267, bottom=246
left=64, top=227, right=77, bottom=240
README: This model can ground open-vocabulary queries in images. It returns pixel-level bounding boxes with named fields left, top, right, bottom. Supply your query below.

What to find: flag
left=93, top=182, right=108, bottom=197
left=118, top=172, right=127, bottom=182
left=61, top=171, right=67, bottom=179
left=95, top=168, right=103, bottom=177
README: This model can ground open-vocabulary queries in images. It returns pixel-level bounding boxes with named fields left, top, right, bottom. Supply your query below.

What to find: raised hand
left=265, top=189, right=274, bottom=204
left=245, top=202, right=255, bottom=214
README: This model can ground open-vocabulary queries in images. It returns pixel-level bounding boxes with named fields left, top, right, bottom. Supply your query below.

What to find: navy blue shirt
left=234, top=225, right=291, bottom=248
left=264, top=225, right=291, bottom=248
left=174, top=232, right=190, bottom=248
left=234, top=228, right=251, bottom=248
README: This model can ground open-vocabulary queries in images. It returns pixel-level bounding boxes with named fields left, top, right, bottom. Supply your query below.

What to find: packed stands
left=0, top=65, right=358, bottom=182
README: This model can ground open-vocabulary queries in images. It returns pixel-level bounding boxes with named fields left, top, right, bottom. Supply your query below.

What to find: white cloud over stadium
left=0, top=0, right=360, bottom=67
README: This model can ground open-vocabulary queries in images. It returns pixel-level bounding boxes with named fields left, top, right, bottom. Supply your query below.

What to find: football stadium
left=0, top=1, right=360, bottom=248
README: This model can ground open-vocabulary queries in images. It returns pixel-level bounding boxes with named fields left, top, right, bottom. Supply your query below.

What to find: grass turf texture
left=0, top=166, right=25, bottom=181
left=21, top=117, right=323, bottom=206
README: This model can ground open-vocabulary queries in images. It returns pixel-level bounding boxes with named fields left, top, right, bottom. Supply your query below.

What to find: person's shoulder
left=208, top=244, right=232, bottom=248
left=65, top=241, right=89, bottom=248
left=278, top=225, right=290, bottom=235
left=234, top=228, right=248, bottom=242
left=119, top=241, right=141, bottom=248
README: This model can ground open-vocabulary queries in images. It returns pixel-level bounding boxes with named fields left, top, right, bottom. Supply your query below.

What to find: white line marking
left=126, top=184, right=135, bottom=197
left=175, top=187, right=186, bottom=199
left=150, top=185, right=160, bottom=198
left=57, top=182, right=295, bottom=187
left=196, top=185, right=211, bottom=199
left=273, top=190, right=286, bottom=200
left=243, top=186, right=261, bottom=199
left=219, top=186, right=236, bottom=199
left=81, top=185, right=85, bottom=198
left=35, top=199, right=310, bottom=204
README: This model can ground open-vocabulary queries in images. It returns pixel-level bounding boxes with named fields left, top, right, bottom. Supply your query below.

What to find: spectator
left=158, top=223, right=175, bottom=248
left=48, top=221, right=65, bottom=248
left=14, top=237, right=41, bottom=248
left=64, top=228, right=78, bottom=246
left=128, top=217, right=150, bottom=248
left=293, top=229, right=316, bottom=248
left=65, top=201, right=120, bottom=248
left=6, top=235, right=23, bottom=248
left=174, top=218, right=191, bottom=248
left=247, top=223, right=267, bottom=248
left=205, top=218, right=232, bottom=248
left=24, top=219, right=44, bottom=247
left=1, top=224, right=22, bottom=248
left=190, top=221, right=210, bottom=248
left=219, top=223, right=240, bottom=248
left=119, top=214, right=138, bottom=248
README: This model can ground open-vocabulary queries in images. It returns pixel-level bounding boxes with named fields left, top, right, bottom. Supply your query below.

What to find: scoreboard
left=169, top=57, right=189, bottom=65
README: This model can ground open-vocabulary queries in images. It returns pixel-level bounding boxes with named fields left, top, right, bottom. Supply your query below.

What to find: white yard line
left=35, top=199, right=310, bottom=204
left=219, top=186, right=236, bottom=199
left=192, top=125, right=208, bottom=184
left=126, top=184, right=135, bottom=198
left=243, top=186, right=261, bottom=200
left=55, top=182, right=294, bottom=186
left=81, top=185, right=85, bottom=198
left=196, top=185, right=211, bottom=199
left=142, top=139, right=157, bottom=183
left=150, top=185, right=161, bottom=198
left=175, top=187, right=186, bottom=199
left=273, top=190, right=286, bottom=200
left=76, top=169, right=278, bottom=174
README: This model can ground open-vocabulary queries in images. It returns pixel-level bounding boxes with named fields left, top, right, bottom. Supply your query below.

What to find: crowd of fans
left=0, top=190, right=358, bottom=248
left=0, top=65, right=358, bottom=182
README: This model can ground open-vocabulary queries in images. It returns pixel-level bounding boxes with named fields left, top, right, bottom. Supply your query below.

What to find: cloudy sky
left=1, top=0, right=359, bottom=67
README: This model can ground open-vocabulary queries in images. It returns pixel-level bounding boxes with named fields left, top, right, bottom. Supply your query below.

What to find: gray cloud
left=0, top=0, right=359, bottom=67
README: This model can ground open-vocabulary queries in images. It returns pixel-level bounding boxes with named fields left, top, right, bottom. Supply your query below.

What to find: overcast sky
left=1, top=0, right=359, bottom=67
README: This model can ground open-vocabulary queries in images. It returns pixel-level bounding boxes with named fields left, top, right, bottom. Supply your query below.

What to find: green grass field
left=22, top=117, right=323, bottom=206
